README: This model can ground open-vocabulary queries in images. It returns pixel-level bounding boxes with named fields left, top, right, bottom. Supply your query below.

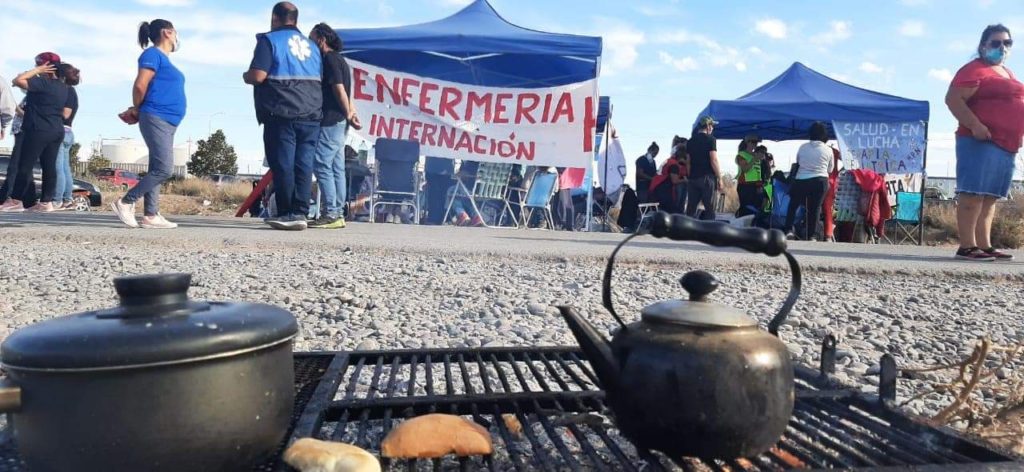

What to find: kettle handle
left=603, top=212, right=802, bottom=336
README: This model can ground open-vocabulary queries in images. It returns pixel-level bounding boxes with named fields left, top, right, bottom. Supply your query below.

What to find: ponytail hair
left=61, top=63, right=81, bottom=86
left=138, top=19, right=174, bottom=49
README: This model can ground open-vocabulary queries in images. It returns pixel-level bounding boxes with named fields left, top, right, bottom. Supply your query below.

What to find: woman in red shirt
left=650, top=141, right=688, bottom=214
left=945, top=24, right=1022, bottom=261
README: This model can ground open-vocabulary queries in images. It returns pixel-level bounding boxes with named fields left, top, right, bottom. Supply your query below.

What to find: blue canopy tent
left=695, top=62, right=931, bottom=244
left=339, top=0, right=602, bottom=88
left=338, top=0, right=603, bottom=230
left=694, top=62, right=929, bottom=140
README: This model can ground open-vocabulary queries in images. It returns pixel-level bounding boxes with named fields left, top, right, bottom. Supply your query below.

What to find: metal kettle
left=558, top=212, right=802, bottom=459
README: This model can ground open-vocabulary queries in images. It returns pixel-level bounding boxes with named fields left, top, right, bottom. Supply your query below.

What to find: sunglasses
left=989, top=39, right=1013, bottom=48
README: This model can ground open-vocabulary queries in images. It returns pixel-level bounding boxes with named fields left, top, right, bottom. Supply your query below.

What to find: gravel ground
left=0, top=213, right=1022, bottom=453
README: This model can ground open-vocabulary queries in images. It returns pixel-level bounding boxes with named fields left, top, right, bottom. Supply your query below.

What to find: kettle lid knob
left=680, top=271, right=718, bottom=301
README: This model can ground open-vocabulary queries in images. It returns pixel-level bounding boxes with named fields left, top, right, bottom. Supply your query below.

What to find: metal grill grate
left=0, top=348, right=1018, bottom=471
left=291, top=347, right=1019, bottom=471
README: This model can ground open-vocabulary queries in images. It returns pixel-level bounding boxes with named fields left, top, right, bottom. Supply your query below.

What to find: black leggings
left=13, top=129, right=63, bottom=205
left=0, top=132, right=27, bottom=203
left=785, top=177, right=829, bottom=239
left=736, top=183, right=765, bottom=217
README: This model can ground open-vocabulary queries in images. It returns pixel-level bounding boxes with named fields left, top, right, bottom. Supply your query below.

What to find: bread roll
left=381, top=414, right=493, bottom=458
left=283, top=438, right=381, bottom=472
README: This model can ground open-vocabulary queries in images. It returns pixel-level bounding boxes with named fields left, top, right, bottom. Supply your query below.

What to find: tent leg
left=918, top=122, right=929, bottom=246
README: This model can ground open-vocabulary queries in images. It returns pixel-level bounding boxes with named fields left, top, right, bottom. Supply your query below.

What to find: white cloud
left=928, top=68, right=954, bottom=81
left=377, top=1, right=395, bottom=17
left=755, top=18, right=788, bottom=39
left=859, top=62, right=884, bottom=74
left=135, top=0, right=194, bottom=6
left=601, top=26, right=646, bottom=76
left=658, top=51, right=699, bottom=72
left=812, top=21, right=852, bottom=45
left=634, top=4, right=681, bottom=17
left=899, top=20, right=926, bottom=37
left=653, top=29, right=749, bottom=72
left=829, top=73, right=851, bottom=83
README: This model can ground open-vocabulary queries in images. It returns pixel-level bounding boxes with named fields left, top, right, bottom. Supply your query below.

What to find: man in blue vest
left=244, top=1, right=323, bottom=231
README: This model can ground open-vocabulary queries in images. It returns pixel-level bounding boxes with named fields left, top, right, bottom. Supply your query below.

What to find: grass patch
left=163, top=178, right=253, bottom=207
left=923, top=198, right=1024, bottom=249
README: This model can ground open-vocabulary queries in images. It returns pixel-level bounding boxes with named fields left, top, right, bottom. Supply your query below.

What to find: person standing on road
left=634, top=142, right=658, bottom=203
left=0, top=74, right=15, bottom=141
left=308, top=22, right=359, bottom=230
left=735, top=134, right=764, bottom=217
left=111, top=19, right=186, bottom=229
left=685, top=115, right=724, bottom=221
left=784, top=122, right=835, bottom=241
left=0, top=99, right=27, bottom=211
left=945, top=24, right=1021, bottom=261
left=244, top=2, right=322, bottom=231
left=8, top=52, right=71, bottom=213
left=53, top=63, right=80, bottom=211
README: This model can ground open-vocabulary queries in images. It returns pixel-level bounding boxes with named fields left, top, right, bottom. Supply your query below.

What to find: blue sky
left=1, top=0, right=1021, bottom=178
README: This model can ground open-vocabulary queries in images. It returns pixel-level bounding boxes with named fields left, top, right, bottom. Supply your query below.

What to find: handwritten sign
left=349, top=59, right=597, bottom=168
left=833, top=121, right=926, bottom=174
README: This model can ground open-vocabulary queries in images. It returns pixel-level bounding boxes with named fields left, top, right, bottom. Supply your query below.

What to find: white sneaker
left=111, top=199, right=139, bottom=228
left=141, top=214, right=177, bottom=229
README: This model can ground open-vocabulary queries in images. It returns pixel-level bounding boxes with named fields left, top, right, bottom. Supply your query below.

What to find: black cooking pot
left=0, top=273, right=298, bottom=472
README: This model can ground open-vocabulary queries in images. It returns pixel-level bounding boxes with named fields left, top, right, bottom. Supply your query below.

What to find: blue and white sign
left=833, top=121, right=926, bottom=174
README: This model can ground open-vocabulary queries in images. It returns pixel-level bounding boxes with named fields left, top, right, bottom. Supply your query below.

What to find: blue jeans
left=264, top=119, right=319, bottom=218
left=53, top=127, right=75, bottom=203
left=124, top=112, right=177, bottom=216
left=313, top=121, right=347, bottom=219
left=446, top=184, right=478, bottom=219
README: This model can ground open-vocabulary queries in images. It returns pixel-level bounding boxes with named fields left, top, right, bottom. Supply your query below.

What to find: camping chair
left=500, top=166, right=534, bottom=227
left=884, top=191, right=923, bottom=245
left=636, top=202, right=660, bottom=233
left=521, top=170, right=559, bottom=230
left=444, top=162, right=516, bottom=228
left=834, top=171, right=874, bottom=243
left=369, top=138, right=421, bottom=224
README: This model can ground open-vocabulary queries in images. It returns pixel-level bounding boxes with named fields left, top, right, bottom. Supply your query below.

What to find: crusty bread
left=381, top=414, right=493, bottom=458
left=283, top=438, right=381, bottom=472
left=502, top=414, right=523, bottom=437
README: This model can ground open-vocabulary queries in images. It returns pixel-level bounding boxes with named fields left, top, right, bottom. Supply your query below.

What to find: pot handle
left=0, top=380, right=21, bottom=413
left=602, top=212, right=802, bottom=336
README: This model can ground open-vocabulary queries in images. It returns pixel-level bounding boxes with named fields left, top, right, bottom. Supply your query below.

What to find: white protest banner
left=884, top=173, right=923, bottom=206
left=833, top=121, right=926, bottom=174
left=349, top=59, right=598, bottom=168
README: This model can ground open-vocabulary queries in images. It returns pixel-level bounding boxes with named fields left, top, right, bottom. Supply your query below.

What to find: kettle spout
left=557, top=306, right=620, bottom=392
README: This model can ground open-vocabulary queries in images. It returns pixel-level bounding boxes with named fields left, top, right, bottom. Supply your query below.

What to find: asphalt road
left=2, top=212, right=1020, bottom=279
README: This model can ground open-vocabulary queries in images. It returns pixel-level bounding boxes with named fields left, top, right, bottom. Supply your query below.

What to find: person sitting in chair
left=446, top=160, right=484, bottom=226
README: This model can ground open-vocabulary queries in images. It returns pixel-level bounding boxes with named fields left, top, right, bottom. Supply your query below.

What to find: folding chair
left=636, top=202, right=660, bottom=233
left=369, top=138, right=421, bottom=224
left=444, top=162, right=516, bottom=228
left=885, top=191, right=923, bottom=245
left=521, top=170, right=559, bottom=230
left=502, top=166, right=534, bottom=227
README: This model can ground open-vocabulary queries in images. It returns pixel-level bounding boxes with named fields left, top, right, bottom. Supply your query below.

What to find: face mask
left=983, top=47, right=1006, bottom=65
left=172, top=38, right=181, bottom=53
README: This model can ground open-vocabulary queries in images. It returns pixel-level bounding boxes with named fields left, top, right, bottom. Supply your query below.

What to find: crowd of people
left=0, top=12, right=1019, bottom=260
left=0, top=54, right=80, bottom=214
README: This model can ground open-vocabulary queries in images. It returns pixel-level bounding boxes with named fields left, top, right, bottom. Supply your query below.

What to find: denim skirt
left=955, top=135, right=1016, bottom=198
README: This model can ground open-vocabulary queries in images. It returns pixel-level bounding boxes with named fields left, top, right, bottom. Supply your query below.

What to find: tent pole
left=918, top=121, right=929, bottom=246
left=602, top=121, right=611, bottom=231
left=586, top=140, right=595, bottom=232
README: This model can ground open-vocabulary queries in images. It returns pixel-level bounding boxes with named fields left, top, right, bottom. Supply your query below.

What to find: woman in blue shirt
left=111, top=19, right=186, bottom=229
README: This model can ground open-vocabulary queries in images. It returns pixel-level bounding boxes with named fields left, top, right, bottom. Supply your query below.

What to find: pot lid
left=1, top=273, right=298, bottom=371
left=640, top=271, right=757, bottom=328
